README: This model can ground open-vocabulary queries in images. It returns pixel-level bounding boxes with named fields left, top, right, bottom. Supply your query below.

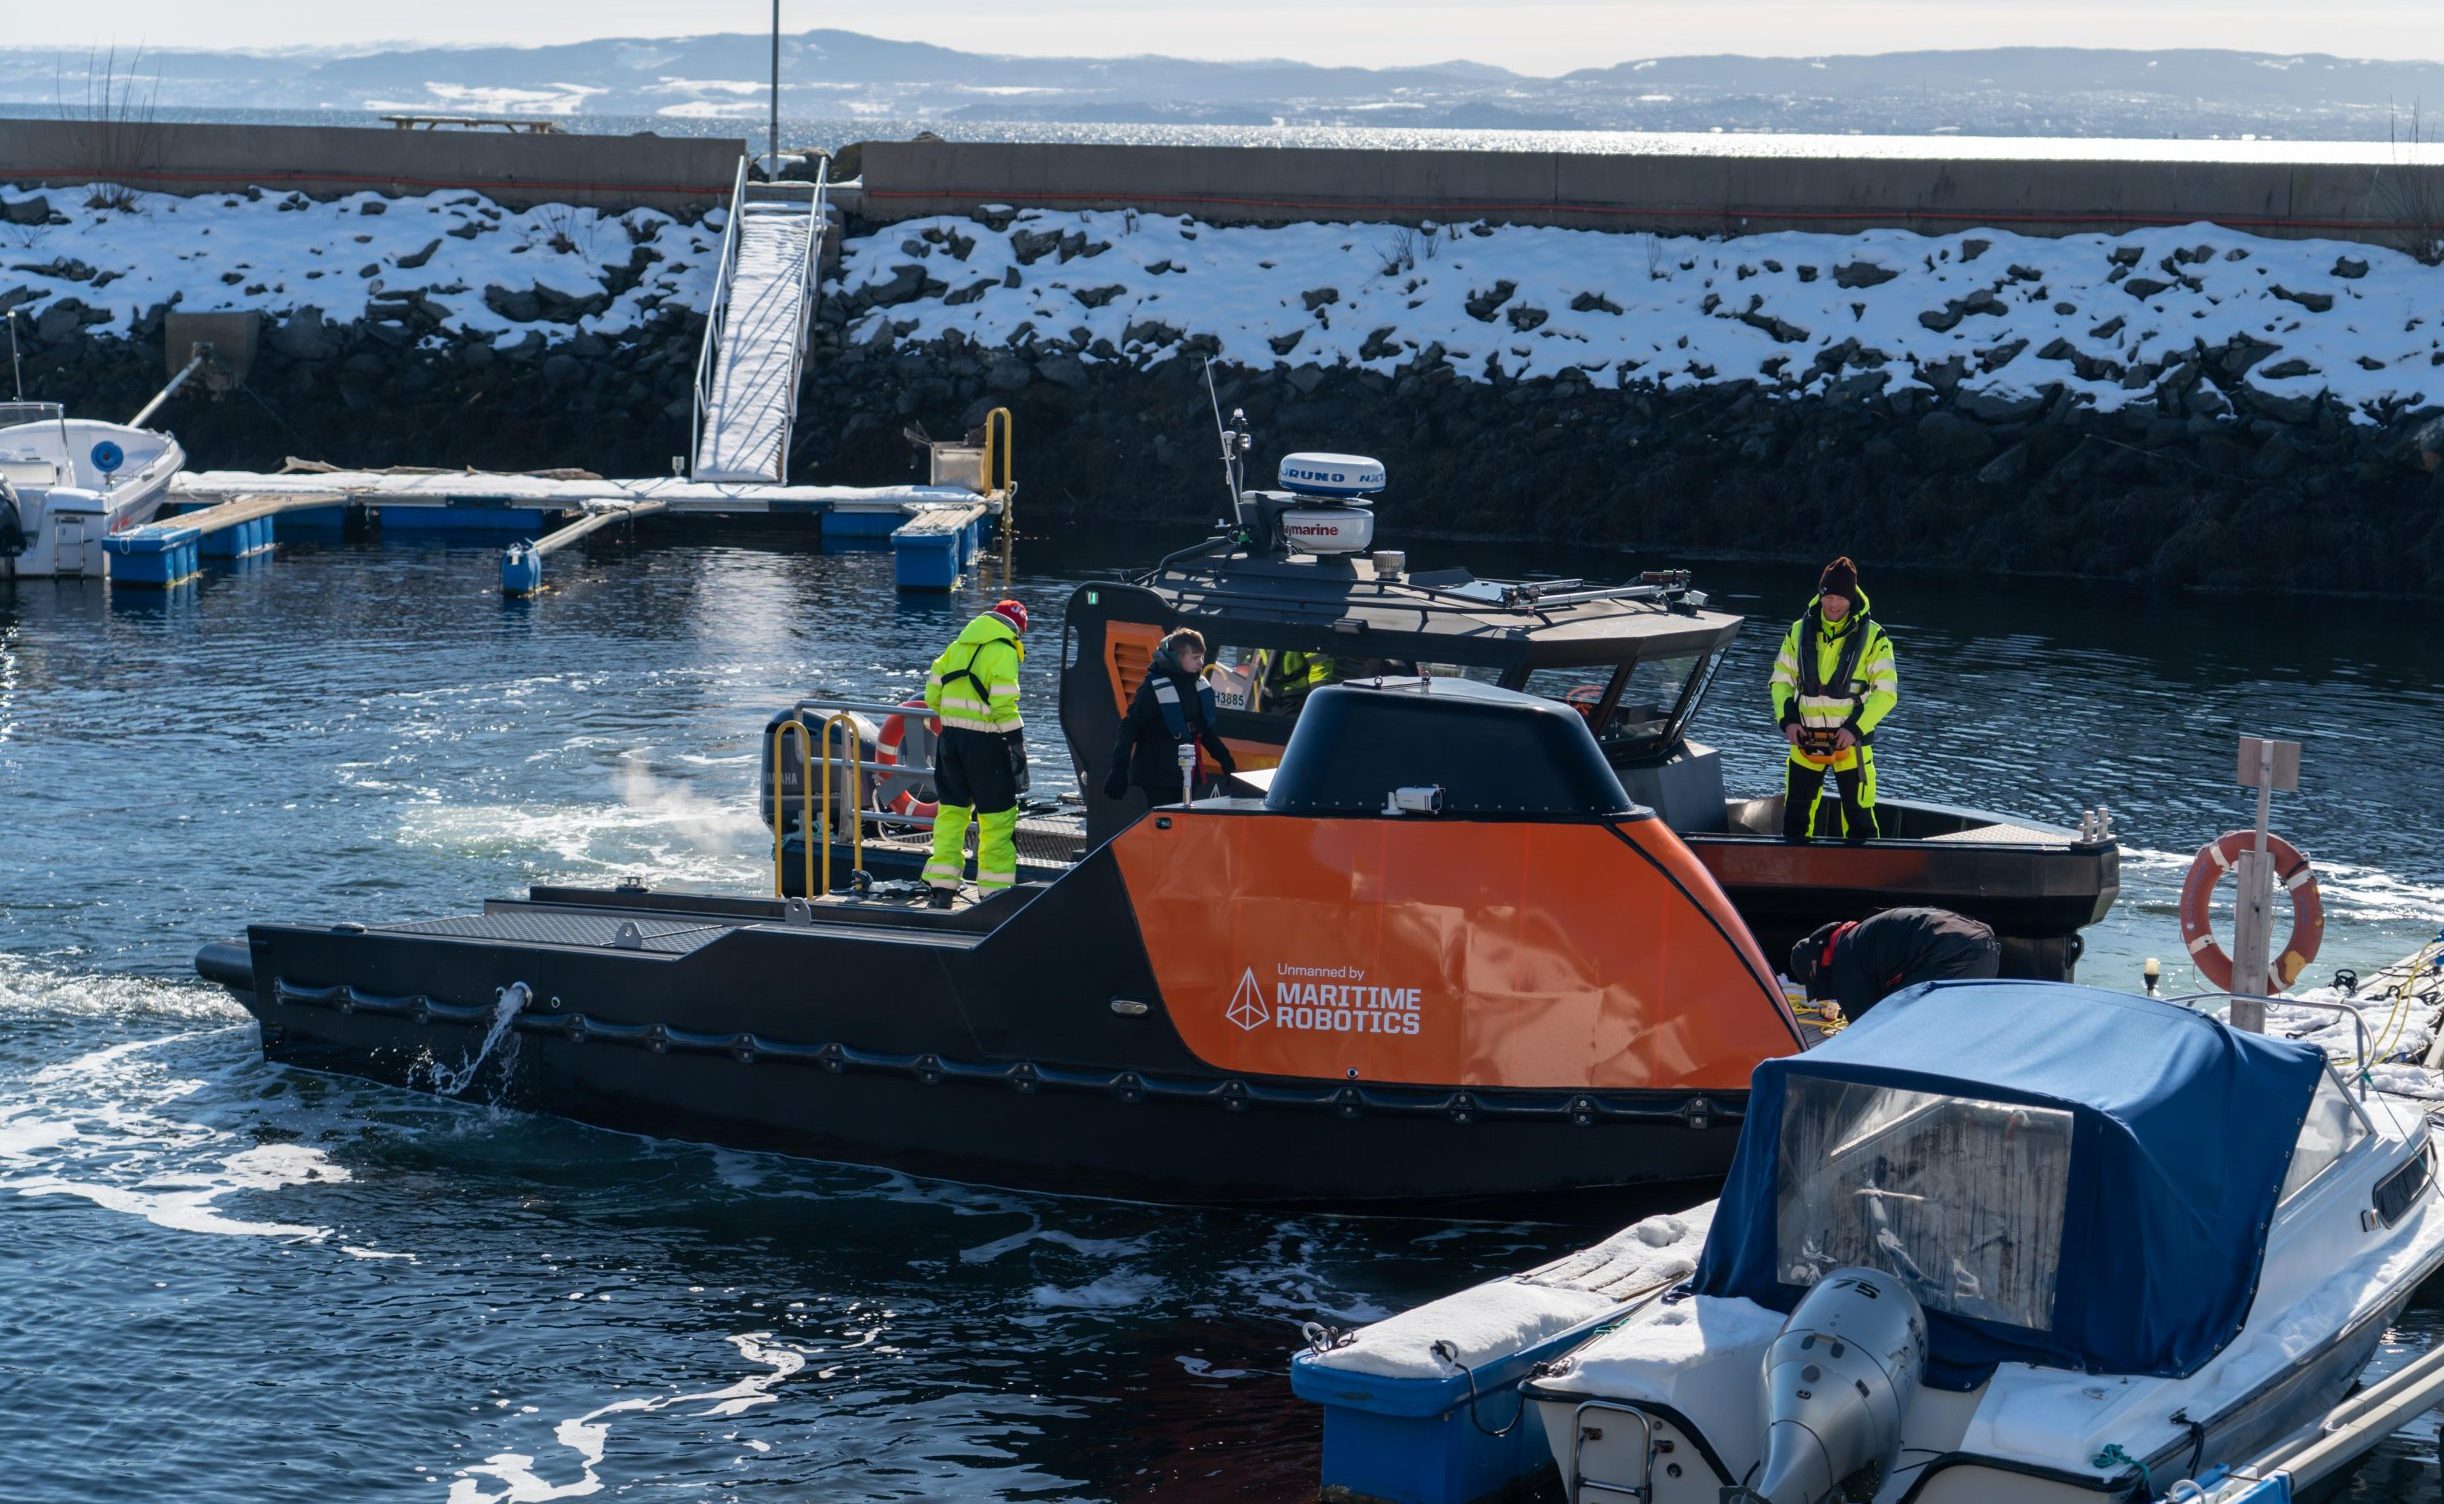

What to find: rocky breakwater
left=0, top=187, right=719, bottom=475
left=801, top=207, right=2444, bottom=595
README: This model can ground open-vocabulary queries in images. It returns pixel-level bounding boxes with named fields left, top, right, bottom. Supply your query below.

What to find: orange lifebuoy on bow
left=874, top=698, right=941, bottom=819
left=2179, top=830, right=2324, bottom=992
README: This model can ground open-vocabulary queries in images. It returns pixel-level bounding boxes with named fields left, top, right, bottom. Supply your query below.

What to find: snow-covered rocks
left=0, top=185, right=720, bottom=346
left=836, top=208, right=2444, bottom=426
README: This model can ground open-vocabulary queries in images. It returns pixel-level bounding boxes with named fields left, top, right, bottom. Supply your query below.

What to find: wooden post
left=2228, top=736, right=2301, bottom=1032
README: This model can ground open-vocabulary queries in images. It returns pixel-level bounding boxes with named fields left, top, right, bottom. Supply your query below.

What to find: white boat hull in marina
left=0, top=412, right=185, bottom=580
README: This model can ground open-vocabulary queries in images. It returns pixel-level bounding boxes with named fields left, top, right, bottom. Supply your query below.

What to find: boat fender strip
left=268, top=977, right=1749, bottom=1125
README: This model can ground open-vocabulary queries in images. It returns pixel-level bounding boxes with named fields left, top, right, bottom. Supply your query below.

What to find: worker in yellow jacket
left=922, top=599, right=1030, bottom=907
left=1769, top=557, right=1898, bottom=842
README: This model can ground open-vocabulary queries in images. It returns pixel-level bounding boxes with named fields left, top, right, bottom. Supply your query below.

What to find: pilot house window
left=1775, top=1078, right=2072, bottom=1332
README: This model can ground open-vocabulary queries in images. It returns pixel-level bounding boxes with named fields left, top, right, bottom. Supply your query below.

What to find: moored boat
left=1293, top=980, right=2444, bottom=1503
left=0, top=403, right=185, bottom=580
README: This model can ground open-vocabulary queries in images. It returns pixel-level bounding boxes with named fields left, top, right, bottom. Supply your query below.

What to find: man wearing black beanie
left=1768, top=556, right=1898, bottom=841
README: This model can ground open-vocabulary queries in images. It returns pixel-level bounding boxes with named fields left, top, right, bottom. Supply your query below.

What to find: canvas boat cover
left=1694, top=981, right=2325, bottom=1386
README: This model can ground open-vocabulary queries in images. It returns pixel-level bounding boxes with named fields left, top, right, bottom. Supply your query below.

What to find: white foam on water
left=1028, top=1274, right=1166, bottom=1310
left=445, top=1333, right=806, bottom=1504
left=0, top=967, right=409, bottom=1255
left=394, top=756, right=769, bottom=890
left=960, top=1225, right=1150, bottom=1265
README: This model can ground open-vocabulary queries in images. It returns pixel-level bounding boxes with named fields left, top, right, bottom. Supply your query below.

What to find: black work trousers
left=1784, top=757, right=1878, bottom=842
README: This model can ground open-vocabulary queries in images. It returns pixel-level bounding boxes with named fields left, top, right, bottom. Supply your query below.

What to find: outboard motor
left=1728, top=1268, right=1927, bottom=1504
left=0, top=478, right=25, bottom=559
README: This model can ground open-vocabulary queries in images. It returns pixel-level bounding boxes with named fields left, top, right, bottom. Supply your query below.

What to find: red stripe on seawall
left=4, top=166, right=732, bottom=196
left=863, top=185, right=2420, bottom=233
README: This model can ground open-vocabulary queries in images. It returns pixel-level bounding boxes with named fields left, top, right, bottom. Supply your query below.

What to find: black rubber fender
left=195, top=939, right=255, bottom=995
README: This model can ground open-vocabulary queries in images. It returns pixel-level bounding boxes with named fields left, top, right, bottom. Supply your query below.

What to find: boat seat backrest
left=0, top=459, right=60, bottom=488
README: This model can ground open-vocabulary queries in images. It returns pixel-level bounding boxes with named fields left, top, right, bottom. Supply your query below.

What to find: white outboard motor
left=1244, top=451, right=1383, bottom=556
left=1730, top=1268, right=1927, bottom=1504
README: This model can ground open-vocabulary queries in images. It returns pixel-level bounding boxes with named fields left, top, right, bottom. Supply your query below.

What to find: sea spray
left=426, top=982, right=531, bottom=1099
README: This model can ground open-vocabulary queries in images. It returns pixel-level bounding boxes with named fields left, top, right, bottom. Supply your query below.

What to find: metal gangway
left=690, top=157, right=830, bottom=484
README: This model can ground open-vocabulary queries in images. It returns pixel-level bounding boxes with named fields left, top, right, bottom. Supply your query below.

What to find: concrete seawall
left=0, top=119, right=746, bottom=213
left=854, top=139, right=2444, bottom=246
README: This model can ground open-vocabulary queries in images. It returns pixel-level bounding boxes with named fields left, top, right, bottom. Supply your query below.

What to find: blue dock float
left=890, top=502, right=992, bottom=591
left=105, top=489, right=346, bottom=588
left=165, top=471, right=1007, bottom=596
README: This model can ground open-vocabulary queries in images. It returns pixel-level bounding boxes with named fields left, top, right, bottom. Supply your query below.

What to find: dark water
left=2, top=527, right=2439, bottom=1501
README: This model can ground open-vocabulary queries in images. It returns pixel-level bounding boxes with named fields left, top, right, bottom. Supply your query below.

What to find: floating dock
left=106, top=470, right=1003, bottom=594
left=99, top=156, right=1015, bottom=597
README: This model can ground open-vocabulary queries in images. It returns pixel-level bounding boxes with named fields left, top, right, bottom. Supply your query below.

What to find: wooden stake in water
left=2229, top=735, right=2301, bottom=1032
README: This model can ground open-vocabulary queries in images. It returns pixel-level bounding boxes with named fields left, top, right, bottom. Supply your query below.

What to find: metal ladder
left=690, top=157, right=829, bottom=484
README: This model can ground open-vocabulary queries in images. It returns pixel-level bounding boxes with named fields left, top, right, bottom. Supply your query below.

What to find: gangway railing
left=690, top=157, right=830, bottom=484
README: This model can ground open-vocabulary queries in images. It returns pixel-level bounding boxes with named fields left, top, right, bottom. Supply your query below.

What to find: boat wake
left=445, top=1333, right=809, bottom=1504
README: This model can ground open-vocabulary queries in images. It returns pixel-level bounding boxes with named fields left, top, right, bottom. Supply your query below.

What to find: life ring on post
left=874, top=699, right=941, bottom=819
left=2178, top=830, right=2324, bottom=992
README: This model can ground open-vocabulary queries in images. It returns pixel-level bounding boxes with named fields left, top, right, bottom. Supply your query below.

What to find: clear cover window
left=1777, top=1078, right=2072, bottom=1331
left=2279, top=1069, right=2367, bottom=1202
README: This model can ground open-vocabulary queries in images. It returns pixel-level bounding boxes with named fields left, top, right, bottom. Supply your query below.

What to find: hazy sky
left=11, top=1, right=2444, bottom=71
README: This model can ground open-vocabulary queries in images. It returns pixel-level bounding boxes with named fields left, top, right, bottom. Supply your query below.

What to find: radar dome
left=1278, top=453, right=1385, bottom=499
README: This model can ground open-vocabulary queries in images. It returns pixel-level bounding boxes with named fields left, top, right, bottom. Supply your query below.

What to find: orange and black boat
left=786, top=444, right=2120, bottom=979
left=196, top=678, right=1805, bottom=1209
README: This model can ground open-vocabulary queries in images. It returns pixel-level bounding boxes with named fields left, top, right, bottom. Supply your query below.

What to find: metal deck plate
left=382, top=911, right=735, bottom=954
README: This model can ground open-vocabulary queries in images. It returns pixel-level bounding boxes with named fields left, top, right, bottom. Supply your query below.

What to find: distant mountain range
left=1, top=31, right=2440, bottom=140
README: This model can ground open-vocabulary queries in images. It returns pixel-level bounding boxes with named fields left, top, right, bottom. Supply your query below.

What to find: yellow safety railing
left=768, top=714, right=871, bottom=899
left=769, top=718, right=814, bottom=898
left=984, top=405, right=1016, bottom=573
left=818, top=711, right=865, bottom=896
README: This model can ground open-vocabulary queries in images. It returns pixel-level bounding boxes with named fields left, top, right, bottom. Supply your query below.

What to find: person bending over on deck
left=1790, top=906, right=2002, bottom=1021
left=922, top=599, right=1030, bottom=909
left=1769, top=555, right=1898, bottom=842
left=1104, top=627, right=1237, bottom=813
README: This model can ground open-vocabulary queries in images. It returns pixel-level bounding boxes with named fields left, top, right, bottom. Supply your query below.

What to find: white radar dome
left=1278, top=452, right=1385, bottom=499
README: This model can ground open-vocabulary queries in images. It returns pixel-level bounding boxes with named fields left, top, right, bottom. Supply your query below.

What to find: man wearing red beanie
left=1768, top=557, right=1898, bottom=841
left=921, top=598, right=1032, bottom=906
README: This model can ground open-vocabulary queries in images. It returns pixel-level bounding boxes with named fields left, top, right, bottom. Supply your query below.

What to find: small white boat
left=1295, top=979, right=2444, bottom=1504
left=0, top=403, right=185, bottom=580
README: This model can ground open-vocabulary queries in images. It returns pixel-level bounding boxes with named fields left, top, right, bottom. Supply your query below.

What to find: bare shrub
left=1377, top=227, right=1419, bottom=277
left=2367, top=103, right=2444, bottom=267
left=56, top=45, right=163, bottom=213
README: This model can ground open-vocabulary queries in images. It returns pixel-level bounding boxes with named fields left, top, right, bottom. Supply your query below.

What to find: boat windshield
left=1518, top=648, right=1711, bottom=759
left=1775, top=1076, right=2073, bottom=1333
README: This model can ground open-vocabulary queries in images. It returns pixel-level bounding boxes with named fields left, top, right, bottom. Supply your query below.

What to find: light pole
left=768, top=1, right=782, bottom=177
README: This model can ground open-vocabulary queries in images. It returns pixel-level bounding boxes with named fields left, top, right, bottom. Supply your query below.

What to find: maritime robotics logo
left=1227, top=968, right=1270, bottom=1031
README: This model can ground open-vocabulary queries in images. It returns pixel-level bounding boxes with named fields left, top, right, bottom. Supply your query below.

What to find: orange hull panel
left=1112, top=813, right=1797, bottom=1092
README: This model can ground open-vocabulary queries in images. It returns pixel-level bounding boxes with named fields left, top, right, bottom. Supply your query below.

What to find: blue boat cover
left=1694, top=981, right=2325, bottom=1386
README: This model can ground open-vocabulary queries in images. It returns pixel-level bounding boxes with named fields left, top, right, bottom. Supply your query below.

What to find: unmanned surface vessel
left=197, top=678, right=1811, bottom=1208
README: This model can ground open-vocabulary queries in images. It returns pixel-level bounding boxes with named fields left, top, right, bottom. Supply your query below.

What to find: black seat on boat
left=1261, top=677, right=1642, bottom=819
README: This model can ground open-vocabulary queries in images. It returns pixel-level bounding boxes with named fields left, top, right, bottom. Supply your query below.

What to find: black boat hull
left=209, top=863, right=1753, bottom=1212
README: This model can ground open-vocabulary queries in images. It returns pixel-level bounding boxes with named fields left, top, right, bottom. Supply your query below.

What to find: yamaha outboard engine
left=1728, top=1268, right=1927, bottom=1504
left=0, top=478, right=25, bottom=560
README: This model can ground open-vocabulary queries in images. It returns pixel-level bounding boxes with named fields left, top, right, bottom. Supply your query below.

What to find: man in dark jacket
left=1104, top=628, right=1237, bottom=810
left=1789, top=907, right=2002, bottom=1021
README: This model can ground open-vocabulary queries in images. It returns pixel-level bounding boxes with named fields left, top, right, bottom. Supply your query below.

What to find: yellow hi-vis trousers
left=923, top=804, right=1020, bottom=892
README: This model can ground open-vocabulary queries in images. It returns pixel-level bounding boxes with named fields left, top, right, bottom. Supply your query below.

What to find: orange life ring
left=1562, top=682, right=1607, bottom=726
left=874, top=698, right=941, bottom=819
left=2179, top=830, right=2324, bottom=992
